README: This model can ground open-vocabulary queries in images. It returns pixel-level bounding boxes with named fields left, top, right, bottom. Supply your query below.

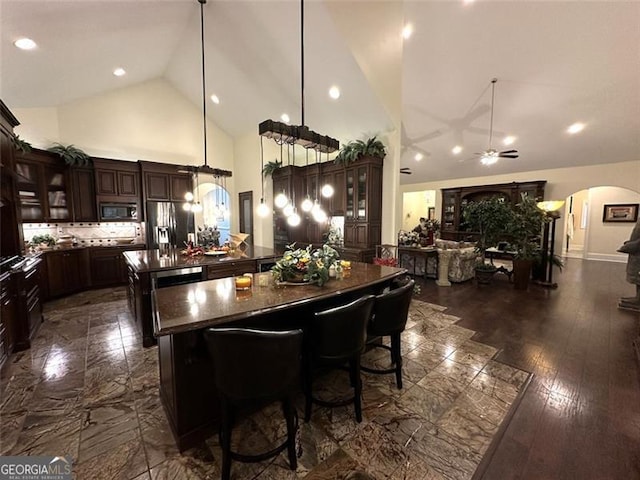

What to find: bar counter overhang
left=152, top=262, right=406, bottom=451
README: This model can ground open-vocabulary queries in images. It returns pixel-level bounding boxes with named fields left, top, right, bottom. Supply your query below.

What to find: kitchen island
left=123, top=246, right=279, bottom=347
left=151, top=262, right=406, bottom=451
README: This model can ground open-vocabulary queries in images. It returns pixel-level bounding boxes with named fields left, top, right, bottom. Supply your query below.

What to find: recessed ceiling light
left=463, top=0, right=476, bottom=4
left=113, top=68, right=126, bottom=77
left=14, top=38, right=37, bottom=50
left=567, top=122, right=585, bottom=134
left=402, top=23, right=413, bottom=40
left=281, top=113, right=290, bottom=123
left=451, top=145, right=463, bottom=155
left=414, top=153, right=423, bottom=161
left=329, top=86, right=340, bottom=100
left=503, top=136, right=516, bottom=146
left=210, top=94, right=220, bottom=104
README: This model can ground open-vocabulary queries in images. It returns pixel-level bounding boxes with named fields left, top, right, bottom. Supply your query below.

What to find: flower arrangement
left=398, top=230, right=420, bottom=246
left=425, top=219, right=440, bottom=233
left=271, top=244, right=341, bottom=286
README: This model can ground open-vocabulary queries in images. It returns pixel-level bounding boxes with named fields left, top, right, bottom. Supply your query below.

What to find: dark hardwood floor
left=415, top=258, right=640, bottom=479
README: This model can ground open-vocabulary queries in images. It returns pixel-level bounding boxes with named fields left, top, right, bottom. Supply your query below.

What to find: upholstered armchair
left=435, top=240, right=478, bottom=283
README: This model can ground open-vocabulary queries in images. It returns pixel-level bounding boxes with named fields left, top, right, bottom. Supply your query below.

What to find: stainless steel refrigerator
left=146, top=201, right=194, bottom=249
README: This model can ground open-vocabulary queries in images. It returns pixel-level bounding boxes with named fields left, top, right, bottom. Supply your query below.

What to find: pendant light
left=301, top=148, right=313, bottom=212
left=321, top=151, right=334, bottom=198
left=257, top=137, right=270, bottom=217
left=274, top=141, right=289, bottom=208
left=287, top=143, right=301, bottom=226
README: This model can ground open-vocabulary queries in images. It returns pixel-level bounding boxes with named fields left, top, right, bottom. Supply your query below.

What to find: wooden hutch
left=440, top=180, right=546, bottom=241
left=272, top=155, right=383, bottom=263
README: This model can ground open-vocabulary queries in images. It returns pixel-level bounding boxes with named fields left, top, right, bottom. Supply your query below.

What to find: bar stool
left=361, top=278, right=414, bottom=389
left=304, top=295, right=375, bottom=423
left=203, top=327, right=303, bottom=480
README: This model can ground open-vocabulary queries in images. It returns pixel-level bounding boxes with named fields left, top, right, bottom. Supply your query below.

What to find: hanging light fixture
left=257, top=137, right=270, bottom=217
left=301, top=148, right=313, bottom=212
left=181, top=0, right=232, bottom=214
left=273, top=141, right=289, bottom=209
left=321, top=150, right=334, bottom=198
left=191, top=171, right=203, bottom=213
left=258, top=0, right=339, bottom=212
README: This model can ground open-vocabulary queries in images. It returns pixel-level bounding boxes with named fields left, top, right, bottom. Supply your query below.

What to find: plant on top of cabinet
left=262, top=159, right=282, bottom=177
left=46, top=143, right=92, bottom=167
left=10, top=134, right=32, bottom=153
left=334, top=136, right=386, bottom=167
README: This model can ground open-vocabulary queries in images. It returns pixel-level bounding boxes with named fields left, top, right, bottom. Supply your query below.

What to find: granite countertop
left=153, top=263, right=406, bottom=336
left=33, top=243, right=146, bottom=253
left=123, top=246, right=279, bottom=273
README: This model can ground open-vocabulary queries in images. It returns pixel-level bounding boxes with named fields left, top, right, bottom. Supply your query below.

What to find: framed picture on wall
left=602, top=203, right=639, bottom=223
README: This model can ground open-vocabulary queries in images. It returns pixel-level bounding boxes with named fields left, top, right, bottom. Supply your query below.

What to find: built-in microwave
left=99, top=203, right=137, bottom=221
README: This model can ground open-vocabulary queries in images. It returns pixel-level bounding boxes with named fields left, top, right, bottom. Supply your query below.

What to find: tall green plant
left=462, top=196, right=514, bottom=262
left=510, top=193, right=545, bottom=260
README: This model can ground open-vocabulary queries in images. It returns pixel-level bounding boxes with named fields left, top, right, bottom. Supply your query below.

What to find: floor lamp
left=536, top=201, right=565, bottom=288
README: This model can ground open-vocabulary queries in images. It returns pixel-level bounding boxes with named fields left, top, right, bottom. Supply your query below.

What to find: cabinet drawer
left=207, top=261, right=257, bottom=280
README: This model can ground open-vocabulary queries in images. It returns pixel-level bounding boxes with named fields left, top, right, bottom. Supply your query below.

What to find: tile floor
left=0, top=288, right=530, bottom=479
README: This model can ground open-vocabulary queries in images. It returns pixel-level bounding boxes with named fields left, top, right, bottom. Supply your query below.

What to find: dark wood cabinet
left=71, top=167, right=98, bottom=222
left=272, top=166, right=306, bottom=253
left=343, top=156, right=383, bottom=248
left=13, top=258, right=43, bottom=351
left=206, top=260, right=258, bottom=280
left=15, top=150, right=73, bottom=223
left=45, top=249, right=89, bottom=298
left=271, top=157, right=383, bottom=255
left=95, top=168, right=139, bottom=197
left=440, top=181, right=546, bottom=241
left=0, top=273, right=16, bottom=367
left=140, top=160, right=193, bottom=202
left=93, top=157, right=142, bottom=221
left=89, top=245, right=144, bottom=287
left=0, top=100, right=22, bottom=258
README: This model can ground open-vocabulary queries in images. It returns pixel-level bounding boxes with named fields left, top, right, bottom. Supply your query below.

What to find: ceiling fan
left=475, top=78, right=519, bottom=166
left=400, top=167, right=412, bottom=175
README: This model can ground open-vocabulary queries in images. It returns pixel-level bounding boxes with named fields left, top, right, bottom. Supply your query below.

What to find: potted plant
left=509, top=193, right=545, bottom=289
left=262, top=159, right=282, bottom=177
left=334, top=136, right=386, bottom=166
left=10, top=134, right=32, bottom=154
left=462, top=196, right=515, bottom=283
left=47, top=143, right=91, bottom=167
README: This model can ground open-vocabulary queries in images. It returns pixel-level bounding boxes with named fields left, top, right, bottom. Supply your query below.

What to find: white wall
left=402, top=190, right=435, bottom=232
left=401, top=160, right=640, bottom=262
left=233, top=132, right=277, bottom=248
left=581, top=186, right=640, bottom=262
left=14, top=78, right=236, bottom=232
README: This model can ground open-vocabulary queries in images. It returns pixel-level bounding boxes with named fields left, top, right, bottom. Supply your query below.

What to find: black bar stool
left=204, top=327, right=303, bottom=480
left=361, top=278, right=414, bottom=389
left=304, top=295, right=375, bottom=423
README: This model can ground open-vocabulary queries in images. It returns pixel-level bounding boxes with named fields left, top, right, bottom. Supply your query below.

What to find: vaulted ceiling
left=2, top=1, right=639, bottom=185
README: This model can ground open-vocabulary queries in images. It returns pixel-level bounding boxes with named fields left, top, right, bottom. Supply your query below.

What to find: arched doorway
left=562, top=185, right=640, bottom=262
left=197, top=181, right=231, bottom=246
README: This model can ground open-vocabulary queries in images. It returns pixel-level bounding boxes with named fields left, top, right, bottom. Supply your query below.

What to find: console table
left=398, top=246, right=438, bottom=279
left=485, top=247, right=517, bottom=280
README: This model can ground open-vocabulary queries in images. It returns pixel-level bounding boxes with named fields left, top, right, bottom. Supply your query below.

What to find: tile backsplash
left=23, top=222, right=144, bottom=246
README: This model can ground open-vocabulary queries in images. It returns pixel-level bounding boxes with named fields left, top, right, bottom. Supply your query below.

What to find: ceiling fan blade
left=498, top=154, right=519, bottom=159
left=500, top=149, right=518, bottom=155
